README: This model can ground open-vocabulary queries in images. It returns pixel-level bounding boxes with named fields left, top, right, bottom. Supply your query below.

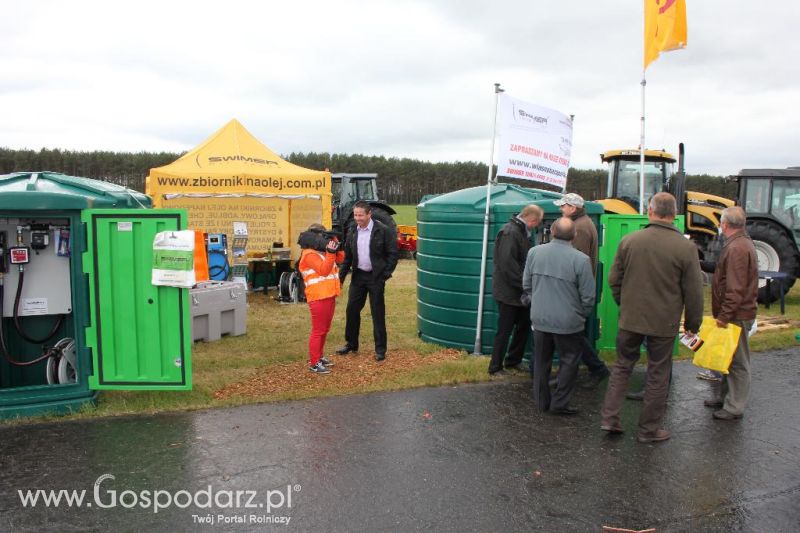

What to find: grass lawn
left=8, top=256, right=799, bottom=424
left=392, top=204, right=417, bottom=226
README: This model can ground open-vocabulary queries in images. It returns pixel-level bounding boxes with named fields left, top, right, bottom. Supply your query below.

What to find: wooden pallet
left=755, top=315, right=795, bottom=332
left=678, top=315, right=796, bottom=335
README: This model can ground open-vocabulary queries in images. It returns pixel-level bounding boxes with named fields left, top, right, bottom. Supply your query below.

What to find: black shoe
left=335, top=345, right=358, bottom=355
left=626, top=389, right=645, bottom=401
left=549, top=406, right=579, bottom=416
left=375, top=352, right=386, bottom=362
left=581, top=367, right=610, bottom=389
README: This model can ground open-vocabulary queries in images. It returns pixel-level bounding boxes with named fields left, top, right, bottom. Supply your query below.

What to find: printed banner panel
left=496, top=94, right=573, bottom=189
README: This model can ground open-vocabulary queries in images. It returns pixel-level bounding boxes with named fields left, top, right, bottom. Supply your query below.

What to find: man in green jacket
left=600, top=192, right=704, bottom=443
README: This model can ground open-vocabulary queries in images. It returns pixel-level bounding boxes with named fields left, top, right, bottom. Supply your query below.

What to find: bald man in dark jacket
left=488, top=204, right=543, bottom=375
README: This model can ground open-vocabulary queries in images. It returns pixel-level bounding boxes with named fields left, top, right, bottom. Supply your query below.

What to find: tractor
left=732, top=167, right=800, bottom=302
left=331, top=173, right=397, bottom=241
left=597, top=144, right=734, bottom=259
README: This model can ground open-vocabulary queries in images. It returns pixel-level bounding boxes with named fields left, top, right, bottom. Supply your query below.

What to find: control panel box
left=0, top=219, right=72, bottom=317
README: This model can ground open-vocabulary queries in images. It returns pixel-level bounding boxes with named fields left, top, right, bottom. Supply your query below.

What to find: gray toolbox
left=190, top=281, right=247, bottom=342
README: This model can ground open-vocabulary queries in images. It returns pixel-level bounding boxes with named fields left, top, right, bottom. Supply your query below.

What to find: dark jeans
left=601, top=329, right=674, bottom=436
left=488, top=302, right=531, bottom=373
left=344, top=269, right=387, bottom=354
left=532, top=330, right=583, bottom=412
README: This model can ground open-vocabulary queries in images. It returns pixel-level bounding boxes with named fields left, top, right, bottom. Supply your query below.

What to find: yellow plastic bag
left=692, top=317, right=742, bottom=374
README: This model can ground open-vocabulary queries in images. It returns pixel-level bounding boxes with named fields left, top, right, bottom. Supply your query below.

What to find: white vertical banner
left=495, top=94, right=573, bottom=188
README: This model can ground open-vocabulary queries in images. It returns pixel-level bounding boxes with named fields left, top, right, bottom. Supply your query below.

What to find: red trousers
left=308, top=297, right=336, bottom=366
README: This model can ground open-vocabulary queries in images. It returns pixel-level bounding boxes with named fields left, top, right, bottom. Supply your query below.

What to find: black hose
left=207, top=251, right=230, bottom=280
left=13, top=270, right=64, bottom=344
left=0, top=281, right=56, bottom=367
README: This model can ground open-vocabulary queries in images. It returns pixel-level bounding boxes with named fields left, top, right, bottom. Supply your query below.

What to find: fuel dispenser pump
left=0, top=221, right=75, bottom=384
left=205, top=233, right=230, bottom=281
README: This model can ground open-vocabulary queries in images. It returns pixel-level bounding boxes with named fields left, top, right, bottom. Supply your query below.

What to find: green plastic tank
left=0, top=172, right=191, bottom=419
left=416, top=183, right=604, bottom=355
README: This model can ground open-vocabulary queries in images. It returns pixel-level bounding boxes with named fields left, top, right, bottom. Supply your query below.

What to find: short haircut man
left=353, top=200, right=372, bottom=213
left=650, top=192, right=677, bottom=218
left=721, top=206, right=746, bottom=228
left=522, top=216, right=596, bottom=414
left=600, top=192, right=704, bottom=443
left=551, top=217, right=576, bottom=241
left=488, top=203, right=543, bottom=374
left=707, top=205, right=758, bottom=421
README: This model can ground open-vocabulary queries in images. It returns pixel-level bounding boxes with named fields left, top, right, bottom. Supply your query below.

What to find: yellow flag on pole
left=644, top=0, right=688, bottom=69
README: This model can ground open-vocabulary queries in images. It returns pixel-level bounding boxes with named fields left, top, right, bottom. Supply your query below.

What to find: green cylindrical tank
left=0, top=172, right=152, bottom=419
left=417, top=183, right=604, bottom=355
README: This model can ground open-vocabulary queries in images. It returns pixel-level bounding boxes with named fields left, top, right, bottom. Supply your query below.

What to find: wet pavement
left=1, top=349, right=799, bottom=532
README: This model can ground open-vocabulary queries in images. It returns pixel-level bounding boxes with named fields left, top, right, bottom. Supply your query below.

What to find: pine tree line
left=0, top=148, right=736, bottom=204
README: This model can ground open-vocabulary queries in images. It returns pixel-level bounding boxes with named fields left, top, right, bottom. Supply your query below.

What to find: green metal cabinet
left=596, top=214, right=685, bottom=353
left=0, top=172, right=193, bottom=419
left=83, top=210, right=192, bottom=390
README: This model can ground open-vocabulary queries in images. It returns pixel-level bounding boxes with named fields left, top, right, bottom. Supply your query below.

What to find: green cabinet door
left=597, top=214, right=685, bottom=352
left=82, top=209, right=192, bottom=390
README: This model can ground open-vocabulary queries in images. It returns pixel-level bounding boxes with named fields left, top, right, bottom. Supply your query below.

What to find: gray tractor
left=735, top=168, right=800, bottom=302
left=331, top=173, right=397, bottom=242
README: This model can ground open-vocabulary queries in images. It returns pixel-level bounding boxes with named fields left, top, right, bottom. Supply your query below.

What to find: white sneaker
left=696, top=369, right=722, bottom=382
left=309, top=362, right=331, bottom=374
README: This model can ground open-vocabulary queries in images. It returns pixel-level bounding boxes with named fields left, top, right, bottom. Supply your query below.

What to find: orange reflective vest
left=299, top=248, right=345, bottom=302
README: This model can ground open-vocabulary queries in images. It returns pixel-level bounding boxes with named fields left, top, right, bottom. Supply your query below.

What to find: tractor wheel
left=746, top=220, right=798, bottom=303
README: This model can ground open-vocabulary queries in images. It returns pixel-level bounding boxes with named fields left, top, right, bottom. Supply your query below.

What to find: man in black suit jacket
left=337, top=201, right=399, bottom=361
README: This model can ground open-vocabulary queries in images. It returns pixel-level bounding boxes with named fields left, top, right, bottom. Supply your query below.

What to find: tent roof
left=150, top=119, right=326, bottom=179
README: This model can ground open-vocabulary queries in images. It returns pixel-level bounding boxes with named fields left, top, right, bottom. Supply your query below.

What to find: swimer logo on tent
left=17, top=473, right=299, bottom=520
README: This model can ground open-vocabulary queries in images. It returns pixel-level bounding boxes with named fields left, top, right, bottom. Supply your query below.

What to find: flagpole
left=639, top=73, right=646, bottom=215
left=473, top=83, right=503, bottom=355
left=563, top=114, right=575, bottom=193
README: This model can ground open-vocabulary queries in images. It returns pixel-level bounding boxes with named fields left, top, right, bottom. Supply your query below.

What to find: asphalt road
left=1, top=349, right=798, bottom=532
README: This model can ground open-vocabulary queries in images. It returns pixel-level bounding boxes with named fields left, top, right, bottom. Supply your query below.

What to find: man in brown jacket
left=600, top=192, right=704, bottom=443
left=705, top=206, right=758, bottom=420
left=554, top=193, right=609, bottom=388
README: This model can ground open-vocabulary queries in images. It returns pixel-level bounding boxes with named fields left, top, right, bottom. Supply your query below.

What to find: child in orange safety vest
left=297, top=224, right=345, bottom=374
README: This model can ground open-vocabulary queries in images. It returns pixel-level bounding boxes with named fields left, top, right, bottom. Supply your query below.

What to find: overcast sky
left=1, top=1, right=798, bottom=176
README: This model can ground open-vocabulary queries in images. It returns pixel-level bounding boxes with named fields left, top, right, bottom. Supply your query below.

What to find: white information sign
left=495, top=94, right=573, bottom=188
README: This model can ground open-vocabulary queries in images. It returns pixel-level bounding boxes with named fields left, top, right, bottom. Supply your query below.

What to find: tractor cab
left=735, top=168, right=800, bottom=302
left=599, top=149, right=678, bottom=214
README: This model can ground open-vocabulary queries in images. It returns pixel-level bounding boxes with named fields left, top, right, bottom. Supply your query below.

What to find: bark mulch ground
left=213, top=348, right=463, bottom=399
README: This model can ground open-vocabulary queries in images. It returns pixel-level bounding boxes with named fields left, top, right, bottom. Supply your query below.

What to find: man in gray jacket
left=600, top=192, right=704, bottom=443
left=522, top=217, right=595, bottom=415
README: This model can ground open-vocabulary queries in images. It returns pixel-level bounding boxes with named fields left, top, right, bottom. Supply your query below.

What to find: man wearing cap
left=488, top=204, right=544, bottom=375
left=553, top=193, right=610, bottom=389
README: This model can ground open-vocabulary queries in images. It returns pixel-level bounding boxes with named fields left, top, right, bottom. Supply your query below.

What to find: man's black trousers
left=488, top=301, right=530, bottom=373
left=344, top=269, right=387, bottom=355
